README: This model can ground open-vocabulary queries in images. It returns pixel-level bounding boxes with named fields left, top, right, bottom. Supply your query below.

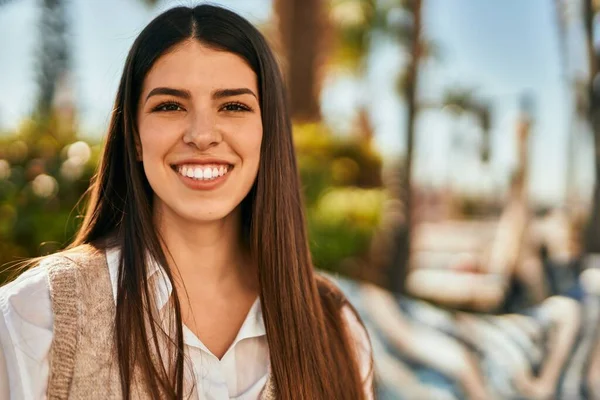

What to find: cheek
left=139, top=121, right=179, bottom=160
left=224, top=119, right=263, bottom=167
left=242, top=123, right=263, bottom=164
left=248, top=134, right=263, bottom=163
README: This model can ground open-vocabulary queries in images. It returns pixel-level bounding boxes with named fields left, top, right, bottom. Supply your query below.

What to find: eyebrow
left=145, top=87, right=191, bottom=102
left=213, top=88, right=258, bottom=100
left=145, top=87, right=258, bottom=103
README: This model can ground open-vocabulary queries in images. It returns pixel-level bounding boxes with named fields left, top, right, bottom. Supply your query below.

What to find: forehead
left=141, top=40, right=258, bottom=95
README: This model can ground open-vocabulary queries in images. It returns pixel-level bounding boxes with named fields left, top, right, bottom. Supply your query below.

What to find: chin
left=170, top=200, right=241, bottom=224
left=186, top=211, right=232, bottom=223
left=152, top=185, right=248, bottom=225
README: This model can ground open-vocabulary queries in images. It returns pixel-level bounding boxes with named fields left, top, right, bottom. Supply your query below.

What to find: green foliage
left=293, top=123, right=385, bottom=274
left=308, top=187, right=385, bottom=272
left=0, top=116, right=98, bottom=281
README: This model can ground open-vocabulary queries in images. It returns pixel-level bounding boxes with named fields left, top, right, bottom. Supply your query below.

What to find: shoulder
left=0, top=252, right=67, bottom=310
left=315, top=273, right=374, bottom=394
left=0, top=248, right=82, bottom=324
left=39, top=244, right=109, bottom=293
left=0, top=260, right=52, bottom=320
left=315, top=272, right=351, bottom=306
left=2, top=244, right=103, bottom=281
left=341, top=302, right=374, bottom=394
left=314, top=273, right=372, bottom=359
left=0, top=257, right=54, bottom=392
left=0, top=244, right=104, bottom=323
left=46, top=244, right=105, bottom=270
left=0, top=254, right=66, bottom=400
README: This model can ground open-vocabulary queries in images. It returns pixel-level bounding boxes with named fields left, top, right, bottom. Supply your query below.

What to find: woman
left=0, top=4, right=374, bottom=399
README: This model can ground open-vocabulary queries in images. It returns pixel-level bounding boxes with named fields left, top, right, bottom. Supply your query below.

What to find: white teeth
left=177, top=164, right=231, bottom=181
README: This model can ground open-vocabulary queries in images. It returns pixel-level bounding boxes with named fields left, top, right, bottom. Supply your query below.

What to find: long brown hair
left=70, top=5, right=373, bottom=399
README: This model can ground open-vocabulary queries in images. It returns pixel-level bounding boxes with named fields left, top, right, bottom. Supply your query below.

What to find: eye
left=221, top=102, right=252, bottom=112
left=152, top=102, right=184, bottom=112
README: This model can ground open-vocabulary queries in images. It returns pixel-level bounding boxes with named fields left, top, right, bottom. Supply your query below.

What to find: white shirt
left=0, top=248, right=372, bottom=399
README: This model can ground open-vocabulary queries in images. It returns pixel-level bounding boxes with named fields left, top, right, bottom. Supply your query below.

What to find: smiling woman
left=0, top=4, right=373, bottom=400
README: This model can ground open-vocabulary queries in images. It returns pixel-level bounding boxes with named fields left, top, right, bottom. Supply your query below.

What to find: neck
left=153, top=204, right=257, bottom=298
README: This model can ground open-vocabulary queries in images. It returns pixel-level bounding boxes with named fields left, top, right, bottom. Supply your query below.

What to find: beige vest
left=45, top=244, right=276, bottom=399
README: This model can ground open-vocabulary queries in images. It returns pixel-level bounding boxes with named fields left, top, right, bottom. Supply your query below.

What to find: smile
left=172, top=163, right=232, bottom=181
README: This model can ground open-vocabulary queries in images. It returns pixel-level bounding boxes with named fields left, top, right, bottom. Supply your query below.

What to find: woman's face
left=137, top=41, right=263, bottom=224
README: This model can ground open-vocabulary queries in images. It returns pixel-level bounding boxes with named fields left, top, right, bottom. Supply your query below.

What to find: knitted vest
left=45, top=244, right=276, bottom=399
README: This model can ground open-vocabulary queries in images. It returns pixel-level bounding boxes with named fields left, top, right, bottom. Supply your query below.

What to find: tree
left=329, top=0, right=378, bottom=140
left=441, top=87, right=492, bottom=165
left=582, top=0, right=600, bottom=253
left=330, top=0, right=430, bottom=292
left=35, top=0, right=69, bottom=119
left=1, top=0, right=159, bottom=122
left=386, top=0, right=424, bottom=293
left=273, top=0, right=331, bottom=122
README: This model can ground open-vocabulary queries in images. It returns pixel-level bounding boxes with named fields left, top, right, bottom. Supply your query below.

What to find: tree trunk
left=274, top=0, right=330, bottom=122
left=36, top=0, right=69, bottom=119
left=387, top=0, right=423, bottom=293
left=583, top=0, right=600, bottom=253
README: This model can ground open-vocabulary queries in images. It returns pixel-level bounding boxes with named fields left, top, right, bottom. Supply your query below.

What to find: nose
left=182, top=111, right=222, bottom=150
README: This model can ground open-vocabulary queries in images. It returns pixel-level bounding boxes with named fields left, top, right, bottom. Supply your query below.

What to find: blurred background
left=3, top=0, right=600, bottom=398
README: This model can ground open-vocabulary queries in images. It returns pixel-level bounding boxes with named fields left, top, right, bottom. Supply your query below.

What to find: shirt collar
left=104, top=246, right=266, bottom=341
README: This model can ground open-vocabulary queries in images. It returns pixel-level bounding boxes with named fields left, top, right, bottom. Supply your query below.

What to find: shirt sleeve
left=0, top=263, right=54, bottom=399
left=341, top=305, right=374, bottom=399
left=0, top=314, right=10, bottom=400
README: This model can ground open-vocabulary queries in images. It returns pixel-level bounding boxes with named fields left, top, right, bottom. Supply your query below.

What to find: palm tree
left=386, top=0, right=424, bottom=293
left=331, top=0, right=428, bottom=292
left=441, top=88, right=492, bottom=165
left=35, top=0, right=69, bottom=119
left=329, top=0, right=377, bottom=140
left=1, top=0, right=159, bottom=121
left=582, top=0, right=600, bottom=253
left=273, top=0, right=330, bottom=122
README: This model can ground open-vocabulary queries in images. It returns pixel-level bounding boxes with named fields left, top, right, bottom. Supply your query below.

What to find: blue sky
left=0, top=0, right=593, bottom=205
